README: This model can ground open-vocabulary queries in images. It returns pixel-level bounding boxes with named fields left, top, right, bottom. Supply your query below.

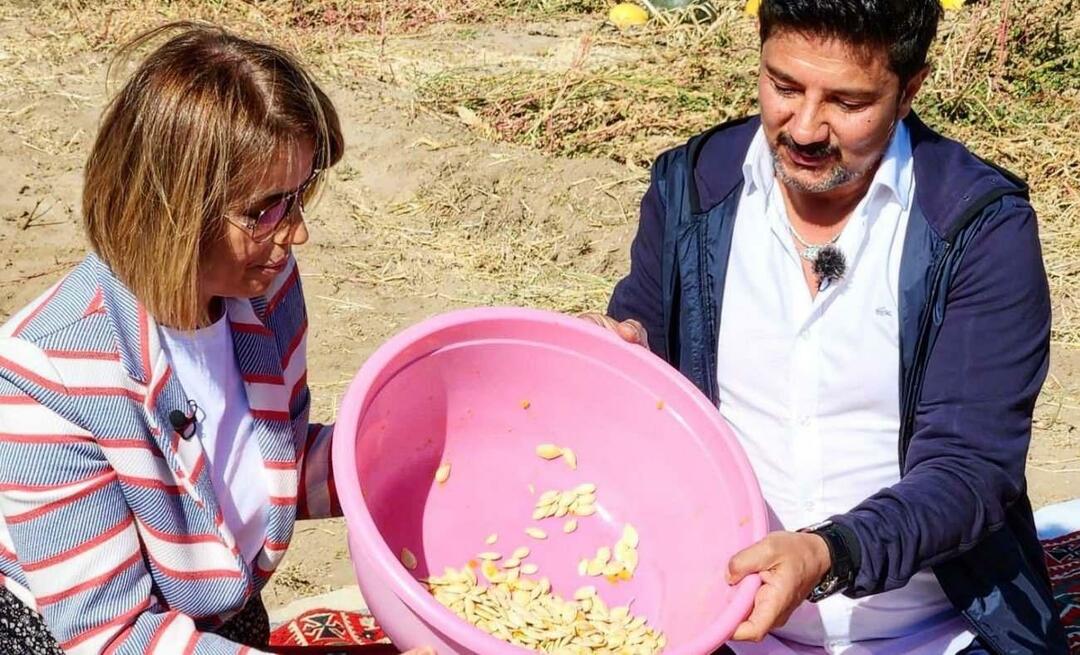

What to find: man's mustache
left=777, top=132, right=838, bottom=159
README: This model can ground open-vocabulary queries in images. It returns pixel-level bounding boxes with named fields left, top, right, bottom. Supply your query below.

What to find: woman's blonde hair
left=83, top=22, right=344, bottom=329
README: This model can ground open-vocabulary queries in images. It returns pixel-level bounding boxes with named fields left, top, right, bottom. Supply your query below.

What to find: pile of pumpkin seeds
left=408, top=442, right=666, bottom=653
left=424, top=566, right=666, bottom=654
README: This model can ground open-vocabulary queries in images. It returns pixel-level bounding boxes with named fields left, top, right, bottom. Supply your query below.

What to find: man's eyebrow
left=764, top=63, right=878, bottom=99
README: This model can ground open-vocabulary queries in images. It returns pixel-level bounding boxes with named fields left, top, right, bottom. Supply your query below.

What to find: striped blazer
left=0, top=253, right=340, bottom=654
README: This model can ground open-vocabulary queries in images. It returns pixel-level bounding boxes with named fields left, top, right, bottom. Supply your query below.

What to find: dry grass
left=5, top=0, right=1079, bottom=344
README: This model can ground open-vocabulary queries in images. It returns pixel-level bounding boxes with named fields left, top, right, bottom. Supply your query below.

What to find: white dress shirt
left=717, top=122, right=976, bottom=654
left=160, top=315, right=268, bottom=566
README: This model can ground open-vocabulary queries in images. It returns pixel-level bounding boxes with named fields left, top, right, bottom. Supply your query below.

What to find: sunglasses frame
left=230, top=168, right=323, bottom=243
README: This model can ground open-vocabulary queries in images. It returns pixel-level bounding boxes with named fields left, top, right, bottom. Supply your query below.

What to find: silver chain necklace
left=784, top=219, right=848, bottom=289
left=785, top=221, right=842, bottom=262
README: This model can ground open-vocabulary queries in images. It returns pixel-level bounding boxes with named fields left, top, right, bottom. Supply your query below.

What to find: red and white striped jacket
left=0, top=253, right=340, bottom=653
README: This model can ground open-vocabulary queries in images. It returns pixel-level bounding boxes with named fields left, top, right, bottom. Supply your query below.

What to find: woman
left=0, top=23, right=430, bottom=654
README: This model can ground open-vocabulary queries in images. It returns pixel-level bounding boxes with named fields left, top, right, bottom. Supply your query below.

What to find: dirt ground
left=0, top=4, right=1077, bottom=612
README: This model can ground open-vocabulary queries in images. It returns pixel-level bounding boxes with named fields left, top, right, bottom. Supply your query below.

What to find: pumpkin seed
left=435, top=462, right=451, bottom=484
left=522, top=563, right=540, bottom=575
left=561, top=447, right=578, bottom=470
left=526, top=527, right=548, bottom=540
left=536, top=444, right=563, bottom=459
left=485, top=533, right=499, bottom=545
left=564, top=519, right=578, bottom=533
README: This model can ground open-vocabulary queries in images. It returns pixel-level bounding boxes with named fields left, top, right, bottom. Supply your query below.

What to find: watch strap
left=799, top=520, right=859, bottom=602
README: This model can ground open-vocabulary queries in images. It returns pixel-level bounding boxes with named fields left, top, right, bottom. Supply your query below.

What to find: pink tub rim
left=331, top=306, right=769, bottom=654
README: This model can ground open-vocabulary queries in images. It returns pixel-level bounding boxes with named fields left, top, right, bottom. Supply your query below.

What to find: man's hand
left=727, top=531, right=832, bottom=642
left=579, top=313, right=649, bottom=348
left=402, top=648, right=436, bottom=655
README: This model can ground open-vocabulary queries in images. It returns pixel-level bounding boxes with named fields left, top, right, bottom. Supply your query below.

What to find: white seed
left=521, top=563, right=539, bottom=575
left=536, top=444, right=562, bottom=460
left=603, top=562, right=624, bottom=577
left=622, top=524, right=640, bottom=548
left=574, top=586, right=597, bottom=600
left=596, top=547, right=611, bottom=564
left=561, top=447, right=578, bottom=470
left=503, top=558, right=521, bottom=569
left=563, top=519, right=578, bottom=533
left=434, top=462, right=451, bottom=484
left=574, top=483, right=597, bottom=495
left=512, top=546, right=531, bottom=560
left=485, top=533, right=499, bottom=545
left=575, top=503, right=597, bottom=517
left=525, top=527, right=548, bottom=540
left=578, top=558, right=588, bottom=576
left=400, top=547, right=418, bottom=570
left=478, top=551, right=502, bottom=561
left=586, top=558, right=605, bottom=577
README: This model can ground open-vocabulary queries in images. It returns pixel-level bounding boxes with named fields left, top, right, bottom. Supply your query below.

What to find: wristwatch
left=798, top=520, right=858, bottom=603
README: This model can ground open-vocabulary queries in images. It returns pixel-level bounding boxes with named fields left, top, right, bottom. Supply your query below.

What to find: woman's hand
left=579, top=313, right=649, bottom=348
left=726, top=531, right=832, bottom=642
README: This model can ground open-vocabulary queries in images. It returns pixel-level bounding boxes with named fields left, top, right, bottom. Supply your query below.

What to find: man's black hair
left=758, top=0, right=943, bottom=83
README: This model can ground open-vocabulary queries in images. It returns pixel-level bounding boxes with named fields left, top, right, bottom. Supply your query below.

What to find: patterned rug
left=268, top=607, right=391, bottom=654
left=269, top=531, right=1080, bottom=653
left=1043, top=530, right=1080, bottom=653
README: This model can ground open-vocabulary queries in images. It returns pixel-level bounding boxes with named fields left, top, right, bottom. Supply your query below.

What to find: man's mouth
left=787, top=146, right=833, bottom=167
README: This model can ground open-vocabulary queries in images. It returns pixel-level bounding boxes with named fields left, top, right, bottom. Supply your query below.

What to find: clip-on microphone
left=168, top=400, right=199, bottom=440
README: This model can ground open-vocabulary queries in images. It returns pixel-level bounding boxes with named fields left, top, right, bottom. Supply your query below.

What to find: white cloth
left=717, top=122, right=975, bottom=654
left=160, top=314, right=268, bottom=565
left=1035, top=499, right=1080, bottom=540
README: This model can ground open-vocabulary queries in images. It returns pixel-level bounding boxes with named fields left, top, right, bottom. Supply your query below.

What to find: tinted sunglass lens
left=253, top=198, right=289, bottom=240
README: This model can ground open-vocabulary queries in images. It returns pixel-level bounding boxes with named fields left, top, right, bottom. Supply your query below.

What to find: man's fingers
left=580, top=313, right=648, bottom=347
left=578, top=312, right=615, bottom=330
left=728, top=538, right=774, bottom=585
left=615, top=319, right=646, bottom=345
left=619, top=319, right=648, bottom=346
left=731, top=589, right=783, bottom=642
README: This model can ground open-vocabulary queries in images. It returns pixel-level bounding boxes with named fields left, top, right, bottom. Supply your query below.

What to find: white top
left=160, top=314, right=268, bottom=566
left=717, top=123, right=975, bottom=654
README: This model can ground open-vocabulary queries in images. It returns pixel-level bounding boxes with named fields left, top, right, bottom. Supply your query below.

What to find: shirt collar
left=741, top=119, right=913, bottom=211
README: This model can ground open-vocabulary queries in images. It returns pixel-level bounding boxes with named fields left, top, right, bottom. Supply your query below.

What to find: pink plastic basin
left=332, top=307, right=767, bottom=655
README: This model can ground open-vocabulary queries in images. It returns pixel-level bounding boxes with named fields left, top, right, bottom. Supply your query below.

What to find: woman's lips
left=258, top=258, right=287, bottom=272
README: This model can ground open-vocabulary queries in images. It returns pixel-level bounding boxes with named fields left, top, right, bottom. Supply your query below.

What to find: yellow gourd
left=608, top=3, right=650, bottom=29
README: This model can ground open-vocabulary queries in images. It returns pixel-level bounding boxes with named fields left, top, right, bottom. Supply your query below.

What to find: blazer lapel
left=226, top=297, right=299, bottom=576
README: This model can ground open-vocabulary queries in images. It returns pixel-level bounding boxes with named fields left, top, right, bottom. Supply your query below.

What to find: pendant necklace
left=786, top=221, right=848, bottom=289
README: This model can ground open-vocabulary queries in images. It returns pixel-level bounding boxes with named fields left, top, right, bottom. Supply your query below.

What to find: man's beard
left=769, top=132, right=877, bottom=194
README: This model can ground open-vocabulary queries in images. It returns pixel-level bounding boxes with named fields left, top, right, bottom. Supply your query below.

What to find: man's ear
left=898, top=65, right=931, bottom=119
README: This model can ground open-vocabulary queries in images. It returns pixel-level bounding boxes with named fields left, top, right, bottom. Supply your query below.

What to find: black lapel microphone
left=168, top=401, right=199, bottom=440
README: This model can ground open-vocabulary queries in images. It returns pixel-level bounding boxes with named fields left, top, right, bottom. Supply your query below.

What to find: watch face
left=809, top=575, right=840, bottom=603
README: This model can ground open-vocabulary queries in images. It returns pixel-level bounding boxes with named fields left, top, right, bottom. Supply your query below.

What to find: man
left=587, top=0, right=1068, bottom=652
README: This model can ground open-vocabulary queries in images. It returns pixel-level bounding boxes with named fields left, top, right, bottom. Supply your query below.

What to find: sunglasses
left=230, top=168, right=322, bottom=243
